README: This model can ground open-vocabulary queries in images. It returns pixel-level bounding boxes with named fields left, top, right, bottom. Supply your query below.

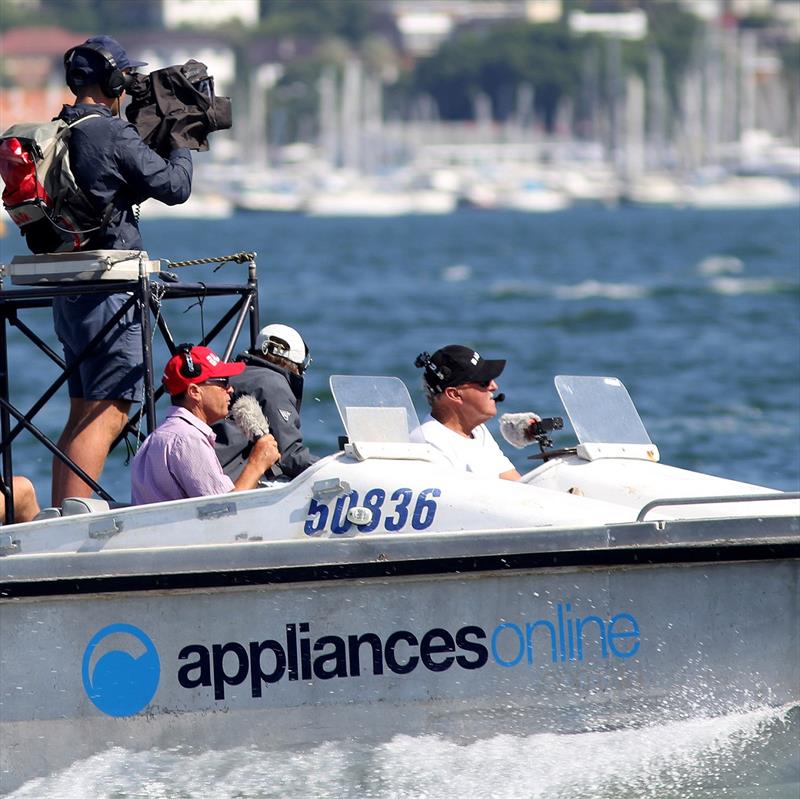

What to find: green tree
left=413, top=23, right=584, bottom=129
left=258, top=0, right=376, bottom=45
left=409, top=3, right=702, bottom=130
left=638, top=0, right=701, bottom=100
left=1, top=0, right=163, bottom=32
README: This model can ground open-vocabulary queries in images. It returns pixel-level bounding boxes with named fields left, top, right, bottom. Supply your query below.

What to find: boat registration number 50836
left=304, top=487, right=441, bottom=535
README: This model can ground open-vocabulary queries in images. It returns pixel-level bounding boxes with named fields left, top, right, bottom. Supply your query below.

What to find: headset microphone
left=493, top=393, right=505, bottom=403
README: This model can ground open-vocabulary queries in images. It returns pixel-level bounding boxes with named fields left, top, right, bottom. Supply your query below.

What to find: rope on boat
left=164, top=251, right=257, bottom=269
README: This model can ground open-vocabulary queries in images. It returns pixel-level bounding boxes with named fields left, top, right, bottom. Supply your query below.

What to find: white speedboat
left=1, top=373, right=797, bottom=793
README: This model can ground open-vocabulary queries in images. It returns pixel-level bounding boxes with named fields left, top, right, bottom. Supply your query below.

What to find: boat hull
left=1, top=517, right=797, bottom=793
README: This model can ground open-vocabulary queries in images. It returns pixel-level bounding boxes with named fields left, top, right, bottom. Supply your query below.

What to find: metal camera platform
left=0, top=249, right=261, bottom=523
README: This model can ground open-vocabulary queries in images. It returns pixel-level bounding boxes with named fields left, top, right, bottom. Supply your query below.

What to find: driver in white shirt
left=411, top=344, right=521, bottom=480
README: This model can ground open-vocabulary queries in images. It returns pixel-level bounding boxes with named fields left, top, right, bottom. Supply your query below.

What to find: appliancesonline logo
left=82, top=623, right=160, bottom=717
left=177, top=604, right=641, bottom=701
left=82, top=604, right=640, bottom=714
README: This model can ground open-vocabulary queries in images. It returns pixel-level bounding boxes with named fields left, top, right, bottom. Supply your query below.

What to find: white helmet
left=255, top=323, right=310, bottom=371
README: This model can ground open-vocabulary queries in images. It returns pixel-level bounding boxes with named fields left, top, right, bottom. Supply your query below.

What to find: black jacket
left=213, top=353, right=318, bottom=481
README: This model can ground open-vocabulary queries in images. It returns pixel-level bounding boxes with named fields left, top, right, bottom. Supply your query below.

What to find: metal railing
left=637, top=492, right=800, bottom=522
left=0, top=251, right=260, bottom=523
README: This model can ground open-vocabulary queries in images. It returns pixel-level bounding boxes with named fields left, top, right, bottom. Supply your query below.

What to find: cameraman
left=52, top=35, right=192, bottom=506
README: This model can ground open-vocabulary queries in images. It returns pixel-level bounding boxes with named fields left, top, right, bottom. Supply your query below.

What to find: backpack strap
left=57, top=109, right=115, bottom=237
left=66, top=110, right=105, bottom=128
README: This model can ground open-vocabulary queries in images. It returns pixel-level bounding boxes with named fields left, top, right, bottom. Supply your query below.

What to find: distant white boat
left=306, top=189, right=413, bottom=217
left=306, top=188, right=456, bottom=217
left=557, top=167, right=620, bottom=204
left=233, top=174, right=307, bottom=214
left=622, top=173, right=685, bottom=206
left=408, top=189, right=458, bottom=215
left=685, top=176, right=800, bottom=209
left=236, top=187, right=305, bottom=214
left=499, top=180, right=571, bottom=213
left=460, top=181, right=499, bottom=210
left=138, top=192, right=234, bottom=220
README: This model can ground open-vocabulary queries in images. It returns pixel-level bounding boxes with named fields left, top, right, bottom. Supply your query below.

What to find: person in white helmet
left=213, top=323, right=318, bottom=481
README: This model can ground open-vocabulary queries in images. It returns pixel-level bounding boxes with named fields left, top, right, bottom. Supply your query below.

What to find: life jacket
left=0, top=112, right=112, bottom=254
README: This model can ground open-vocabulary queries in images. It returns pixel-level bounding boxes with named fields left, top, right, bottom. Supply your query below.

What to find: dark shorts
left=53, top=293, right=143, bottom=402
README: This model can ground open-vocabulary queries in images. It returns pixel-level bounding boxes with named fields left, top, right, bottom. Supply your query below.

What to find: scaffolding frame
left=0, top=252, right=260, bottom=523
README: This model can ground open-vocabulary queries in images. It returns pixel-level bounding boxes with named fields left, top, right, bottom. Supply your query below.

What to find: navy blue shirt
left=58, top=103, right=193, bottom=250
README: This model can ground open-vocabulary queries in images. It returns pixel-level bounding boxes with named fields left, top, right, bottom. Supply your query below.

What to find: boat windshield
left=555, top=375, right=652, bottom=445
left=330, top=375, right=420, bottom=443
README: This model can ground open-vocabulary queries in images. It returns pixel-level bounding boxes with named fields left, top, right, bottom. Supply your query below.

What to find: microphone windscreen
left=499, top=412, right=540, bottom=449
left=231, top=394, right=270, bottom=440
left=494, top=392, right=505, bottom=403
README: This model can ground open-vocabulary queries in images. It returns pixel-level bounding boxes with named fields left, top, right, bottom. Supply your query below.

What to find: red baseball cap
left=162, top=344, right=245, bottom=396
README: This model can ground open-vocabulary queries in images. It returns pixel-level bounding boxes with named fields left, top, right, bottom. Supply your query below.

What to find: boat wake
left=9, top=703, right=798, bottom=799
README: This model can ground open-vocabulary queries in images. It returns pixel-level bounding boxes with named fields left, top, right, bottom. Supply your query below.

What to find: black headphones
left=176, top=343, right=202, bottom=379
left=415, top=352, right=450, bottom=386
left=64, top=42, right=129, bottom=99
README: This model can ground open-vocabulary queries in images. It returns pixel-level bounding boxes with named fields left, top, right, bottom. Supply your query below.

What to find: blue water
left=2, top=205, right=799, bottom=797
left=2, top=205, right=798, bottom=504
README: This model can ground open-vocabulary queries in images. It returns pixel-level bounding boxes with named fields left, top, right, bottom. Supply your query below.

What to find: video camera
left=528, top=416, right=563, bottom=450
left=530, top=416, right=563, bottom=438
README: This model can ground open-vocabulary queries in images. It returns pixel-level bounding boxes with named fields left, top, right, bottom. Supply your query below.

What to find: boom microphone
left=493, top=393, right=505, bottom=403
left=499, top=412, right=542, bottom=448
left=231, top=394, right=270, bottom=440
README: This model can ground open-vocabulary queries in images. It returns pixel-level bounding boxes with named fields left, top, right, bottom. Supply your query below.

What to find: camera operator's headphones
left=177, top=343, right=202, bottom=379
left=64, top=41, right=129, bottom=98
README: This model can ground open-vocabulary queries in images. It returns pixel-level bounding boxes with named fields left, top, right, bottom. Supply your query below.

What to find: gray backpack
left=0, top=113, right=111, bottom=254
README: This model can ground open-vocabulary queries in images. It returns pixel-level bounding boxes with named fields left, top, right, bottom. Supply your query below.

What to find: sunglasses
left=203, top=377, right=230, bottom=389
left=460, top=380, right=492, bottom=389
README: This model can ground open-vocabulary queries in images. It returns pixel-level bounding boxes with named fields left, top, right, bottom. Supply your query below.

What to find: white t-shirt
left=411, top=415, right=515, bottom=478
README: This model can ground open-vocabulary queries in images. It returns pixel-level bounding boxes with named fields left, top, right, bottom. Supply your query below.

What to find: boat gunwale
left=1, top=514, right=797, bottom=598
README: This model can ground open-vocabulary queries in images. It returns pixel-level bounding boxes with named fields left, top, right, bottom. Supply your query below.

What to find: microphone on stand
left=499, top=412, right=542, bottom=448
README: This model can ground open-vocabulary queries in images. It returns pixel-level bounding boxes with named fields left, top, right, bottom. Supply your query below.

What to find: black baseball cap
left=417, top=345, right=506, bottom=393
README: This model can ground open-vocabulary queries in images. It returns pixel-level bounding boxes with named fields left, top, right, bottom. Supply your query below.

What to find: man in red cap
left=131, top=345, right=279, bottom=504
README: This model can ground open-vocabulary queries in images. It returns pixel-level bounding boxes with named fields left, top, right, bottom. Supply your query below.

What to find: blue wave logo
left=82, top=623, right=160, bottom=717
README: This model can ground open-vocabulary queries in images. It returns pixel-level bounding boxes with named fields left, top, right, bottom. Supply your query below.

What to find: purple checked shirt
left=131, top=406, right=234, bottom=504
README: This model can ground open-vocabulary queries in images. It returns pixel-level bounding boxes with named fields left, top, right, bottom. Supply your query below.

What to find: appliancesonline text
left=177, top=604, right=640, bottom=700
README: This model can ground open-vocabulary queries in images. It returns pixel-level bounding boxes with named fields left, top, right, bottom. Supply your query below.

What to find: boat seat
left=32, top=499, right=129, bottom=521
left=61, top=497, right=111, bottom=516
